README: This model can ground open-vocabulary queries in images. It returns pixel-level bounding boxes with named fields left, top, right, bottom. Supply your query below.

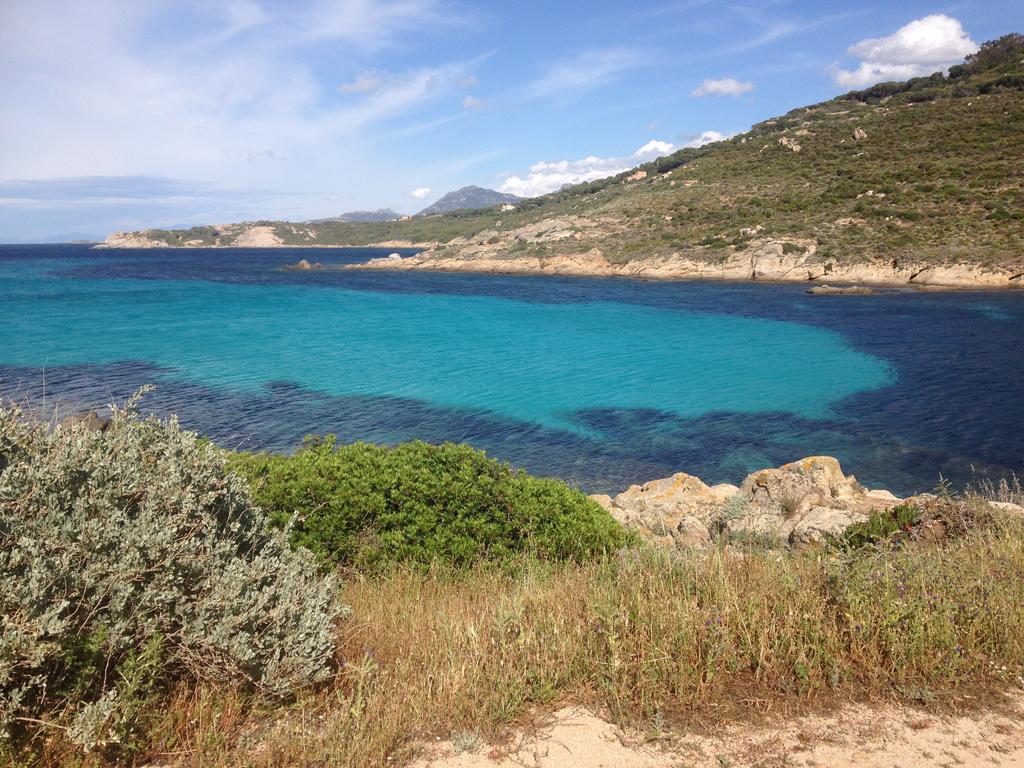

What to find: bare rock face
left=593, top=456, right=903, bottom=549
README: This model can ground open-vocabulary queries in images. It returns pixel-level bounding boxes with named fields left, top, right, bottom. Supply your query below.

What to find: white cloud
left=462, top=96, right=485, bottom=109
left=692, top=78, right=755, bottom=97
left=524, top=48, right=646, bottom=101
left=0, top=2, right=474, bottom=183
left=339, top=71, right=386, bottom=94
left=499, top=133, right=725, bottom=198
left=683, top=130, right=726, bottom=147
left=634, top=140, right=675, bottom=158
left=832, top=14, right=979, bottom=89
left=294, top=0, right=462, bottom=51
left=409, top=186, right=432, bottom=199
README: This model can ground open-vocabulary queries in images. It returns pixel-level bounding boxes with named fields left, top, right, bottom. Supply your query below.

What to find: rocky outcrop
left=593, top=456, right=905, bottom=548
left=591, top=473, right=737, bottom=549
left=352, top=240, right=1024, bottom=290
left=778, top=136, right=802, bottom=152
left=283, top=258, right=322, bottom=271
left=806, top=284, right=874, bottom=295
left=98, top=231, right=170, bottom=248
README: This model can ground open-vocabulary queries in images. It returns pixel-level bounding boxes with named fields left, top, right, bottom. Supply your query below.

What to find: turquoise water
left=2, top=245, right=1023, bottom=494
left=0, top=252, right=891, bottom=433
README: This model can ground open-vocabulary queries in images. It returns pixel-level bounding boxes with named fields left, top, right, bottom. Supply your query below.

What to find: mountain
left=100, top=34, right=1024, bottom=289
left=417, top=186, right=522, bottom=215
left=319, top=209, right=401, bottom=223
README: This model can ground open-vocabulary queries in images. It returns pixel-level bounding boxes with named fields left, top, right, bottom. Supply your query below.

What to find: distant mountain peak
left=316, top=208, right=401, bottom=223
left=418, top=186, right=522, bottom=216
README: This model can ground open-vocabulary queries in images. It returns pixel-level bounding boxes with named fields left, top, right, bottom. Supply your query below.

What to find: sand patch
left=413, top=695, right=1024, bottom=768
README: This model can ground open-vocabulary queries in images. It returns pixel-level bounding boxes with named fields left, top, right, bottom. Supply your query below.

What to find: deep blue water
left=1, top=243, right=1021, bottom=495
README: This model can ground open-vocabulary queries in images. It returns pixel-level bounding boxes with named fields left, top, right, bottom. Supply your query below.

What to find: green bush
left=230, top=438, right=625, bottom=569
left=0, top=394, right=347, bottom=753
left=831, top=504, right=921, bottom=550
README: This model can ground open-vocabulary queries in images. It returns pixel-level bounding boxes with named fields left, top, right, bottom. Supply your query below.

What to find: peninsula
left=101, top=35, right=1024, bottom=289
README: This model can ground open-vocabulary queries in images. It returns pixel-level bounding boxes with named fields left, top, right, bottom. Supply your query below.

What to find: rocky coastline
left=352, top=241, right=1024, bottom=290
left=591, top=455, right=1023, bottom=549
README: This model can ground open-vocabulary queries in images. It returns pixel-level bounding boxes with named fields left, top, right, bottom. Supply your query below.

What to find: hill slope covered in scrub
left=103, top=35, right=1024, bottom=285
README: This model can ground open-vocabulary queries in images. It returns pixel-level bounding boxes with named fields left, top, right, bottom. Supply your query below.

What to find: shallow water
left=1, top=244, right=1021, bottom=494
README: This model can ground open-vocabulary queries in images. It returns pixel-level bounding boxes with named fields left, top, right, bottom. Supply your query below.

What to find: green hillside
left=120, top=35, right=1023, bottom=271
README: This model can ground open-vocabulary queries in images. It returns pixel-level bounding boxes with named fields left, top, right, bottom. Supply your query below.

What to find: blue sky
left=1, top=0, right=1021, bottom=241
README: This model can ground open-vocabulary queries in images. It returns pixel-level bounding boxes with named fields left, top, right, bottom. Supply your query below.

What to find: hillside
left=318, top=208, right=401, bottom=223
left=417, top=185, right=522, bottom=215
left=101, top=35, right=1024, bottom=287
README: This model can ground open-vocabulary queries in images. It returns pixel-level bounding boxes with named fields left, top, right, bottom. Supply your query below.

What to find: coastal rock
left=593, top=473, right=724, bottom=547
left=284, top=259, right=323, bottom=271
left=99, top=231, right=169, bottom=248
left=791, top=506, right=869, bottom=545
left=598, top=456, right=904, bottom=549
left=351, top=243, right=1024, bottom=290
left=806, top=284, right=874, bottom=295
left=59, top=411, right=111, bottom=432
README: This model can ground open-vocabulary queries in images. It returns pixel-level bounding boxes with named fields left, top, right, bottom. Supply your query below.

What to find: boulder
left=599, top=456, right=904, bottom=549
left=672, top=515, right=712, bottom=548
left=740, top=456, right=855, bottom=511
left=284, top=258, right=323, bottom=271
left=612, top=472, right=725, bottom=524
left=989, top=501, right=1024, bottom=516
left=791, top=506, right=869, bottom=545
left=59, top=411, right=111, bottom=432
left=853, top=127, right=867, bottom=141
left=778, top=136, right=802, bottom=153
left=806, top=284, right=874, bottom=296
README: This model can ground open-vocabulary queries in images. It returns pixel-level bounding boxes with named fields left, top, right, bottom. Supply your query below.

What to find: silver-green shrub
left=0, top=393, right=347, bottom=751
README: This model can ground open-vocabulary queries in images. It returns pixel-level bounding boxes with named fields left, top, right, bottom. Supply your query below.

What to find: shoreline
left=89, top=239, right=1024, bottom=291
left=92, top=241, right=437, bottom=250
left=345, top=251, right=1024, bottom=292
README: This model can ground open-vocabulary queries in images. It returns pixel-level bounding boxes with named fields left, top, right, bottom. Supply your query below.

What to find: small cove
left=1, top=244, right=1021, bottom=494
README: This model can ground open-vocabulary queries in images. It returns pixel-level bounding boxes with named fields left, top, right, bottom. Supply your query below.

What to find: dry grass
left=19, top=510, right=1024, bottom=768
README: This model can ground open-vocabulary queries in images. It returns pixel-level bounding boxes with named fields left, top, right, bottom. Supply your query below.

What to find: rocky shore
left=352, top=239, right=1024, bottom=290
left=590, top=455, right=1023, bottom=549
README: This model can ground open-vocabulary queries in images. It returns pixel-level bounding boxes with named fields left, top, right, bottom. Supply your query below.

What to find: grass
left=20, top=496, right=1024, bottom=768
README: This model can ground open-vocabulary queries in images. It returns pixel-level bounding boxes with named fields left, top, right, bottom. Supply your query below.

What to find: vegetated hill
left=318, top=208, right=401, bottom=223
left=102, top=34, right=1024, bottom=284
left=417, top=185, right=522, bottom=215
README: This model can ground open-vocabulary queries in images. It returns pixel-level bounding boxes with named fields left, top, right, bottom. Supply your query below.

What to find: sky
left=1, top=0, right=1021, bottom=242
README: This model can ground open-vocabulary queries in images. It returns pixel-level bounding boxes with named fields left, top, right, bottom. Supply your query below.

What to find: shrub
left=832, top=503, right=920, bottom=550
left=229, top=438, right=625, bottom=569
left=0, top=394, right=347, bottom=753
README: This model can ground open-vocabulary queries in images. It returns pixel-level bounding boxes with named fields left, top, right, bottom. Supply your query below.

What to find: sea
left=1, top=244, right=1021, bottom=495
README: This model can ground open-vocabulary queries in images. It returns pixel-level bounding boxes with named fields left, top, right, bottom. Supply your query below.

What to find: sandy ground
left=412, top=696, right=1024, bottom=768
